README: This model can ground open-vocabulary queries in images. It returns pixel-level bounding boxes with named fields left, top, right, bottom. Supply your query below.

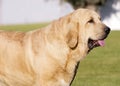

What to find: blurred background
left=0, top=0, right=120, bottom=30
left=0, top=0, right=120, bottom=86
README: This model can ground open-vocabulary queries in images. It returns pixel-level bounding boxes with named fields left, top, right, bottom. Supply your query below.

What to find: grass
left=0, top=24, right=120, bottom=86
left=0, top=23, right=48, bottom=32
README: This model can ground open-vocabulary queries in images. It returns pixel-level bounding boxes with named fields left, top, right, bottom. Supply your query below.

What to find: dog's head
left=65, top=9, right=110, bottom=58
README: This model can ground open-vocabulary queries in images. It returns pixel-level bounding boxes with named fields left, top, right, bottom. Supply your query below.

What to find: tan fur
left=0, top=9, right=109, bottom=86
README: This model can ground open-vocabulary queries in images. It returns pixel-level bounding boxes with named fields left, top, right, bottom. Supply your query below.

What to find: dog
left=0, top=8, right=110, bottom=86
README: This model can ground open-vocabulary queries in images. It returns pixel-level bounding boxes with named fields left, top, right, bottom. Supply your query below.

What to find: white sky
left=0, top=0, right=120, bottom=30
left=1, top=0, right=74, bottom=24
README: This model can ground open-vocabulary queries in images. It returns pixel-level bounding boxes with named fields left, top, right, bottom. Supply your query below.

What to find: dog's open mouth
left=88, top=38, right=105, bottom=52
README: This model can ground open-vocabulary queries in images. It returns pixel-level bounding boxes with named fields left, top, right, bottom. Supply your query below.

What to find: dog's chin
left=87, top=38, right=105, bottom=53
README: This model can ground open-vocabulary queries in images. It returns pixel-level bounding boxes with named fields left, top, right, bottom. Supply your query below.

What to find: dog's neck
left=63, top=49, right=82, bottom=85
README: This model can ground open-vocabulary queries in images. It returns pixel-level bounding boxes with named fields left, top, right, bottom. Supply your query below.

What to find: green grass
left=0, top=24, right=120, bottom=86
left=0, top=23, right=48, bottom=32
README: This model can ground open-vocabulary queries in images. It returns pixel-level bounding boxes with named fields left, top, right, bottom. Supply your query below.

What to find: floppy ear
left=66, top=23, right=78, bottom=49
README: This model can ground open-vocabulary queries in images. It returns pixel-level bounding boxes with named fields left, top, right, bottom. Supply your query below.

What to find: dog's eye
left=88, top=19, right=94, bottom=23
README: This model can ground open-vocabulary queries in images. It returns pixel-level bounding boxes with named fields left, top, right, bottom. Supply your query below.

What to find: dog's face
left=80, top=9, right=110, bottom=52
left=66, top=9, right=110, bottom=57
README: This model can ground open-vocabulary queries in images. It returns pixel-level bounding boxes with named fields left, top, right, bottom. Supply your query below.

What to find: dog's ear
left=66, top=23, right=78, bottom=49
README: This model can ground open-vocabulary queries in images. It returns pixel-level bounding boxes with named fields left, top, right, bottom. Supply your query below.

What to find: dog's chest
left=55, top=62, right=80, bottom=86
left=59, top=79, right=69, bottom=86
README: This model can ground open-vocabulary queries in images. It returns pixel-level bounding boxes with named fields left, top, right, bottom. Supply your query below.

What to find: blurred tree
left=61, top=0, right=107, bottom=11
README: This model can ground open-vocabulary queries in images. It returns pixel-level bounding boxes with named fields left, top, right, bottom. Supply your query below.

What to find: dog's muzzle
left=88, top=26, right=111, bottom=52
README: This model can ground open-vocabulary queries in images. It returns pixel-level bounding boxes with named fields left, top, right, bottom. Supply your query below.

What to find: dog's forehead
left=84, top=9, right=100, bottom=18
left=91, top=12, right=100, bottom=18
left=76, top=9, right=99, bottom=16
left=88, top=11, right=100, bottom=19
left=71, top=9, right=101, bottom=23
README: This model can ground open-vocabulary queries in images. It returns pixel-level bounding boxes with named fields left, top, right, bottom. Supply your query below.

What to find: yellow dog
left=0, top=9, right=110, bottom=86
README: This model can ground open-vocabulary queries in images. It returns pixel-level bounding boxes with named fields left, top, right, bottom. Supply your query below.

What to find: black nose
left=105, top=26, right=110, bottom=34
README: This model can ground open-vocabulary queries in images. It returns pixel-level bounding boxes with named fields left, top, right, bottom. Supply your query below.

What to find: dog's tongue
left=98, top=40, right=105, bottom=47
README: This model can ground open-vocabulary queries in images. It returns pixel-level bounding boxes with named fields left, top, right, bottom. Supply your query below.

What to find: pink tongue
left=98, top=40, right=105, bottom=47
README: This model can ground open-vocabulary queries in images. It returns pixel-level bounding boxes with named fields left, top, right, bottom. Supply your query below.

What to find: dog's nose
left=105, top=26, right=110, bottom=34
